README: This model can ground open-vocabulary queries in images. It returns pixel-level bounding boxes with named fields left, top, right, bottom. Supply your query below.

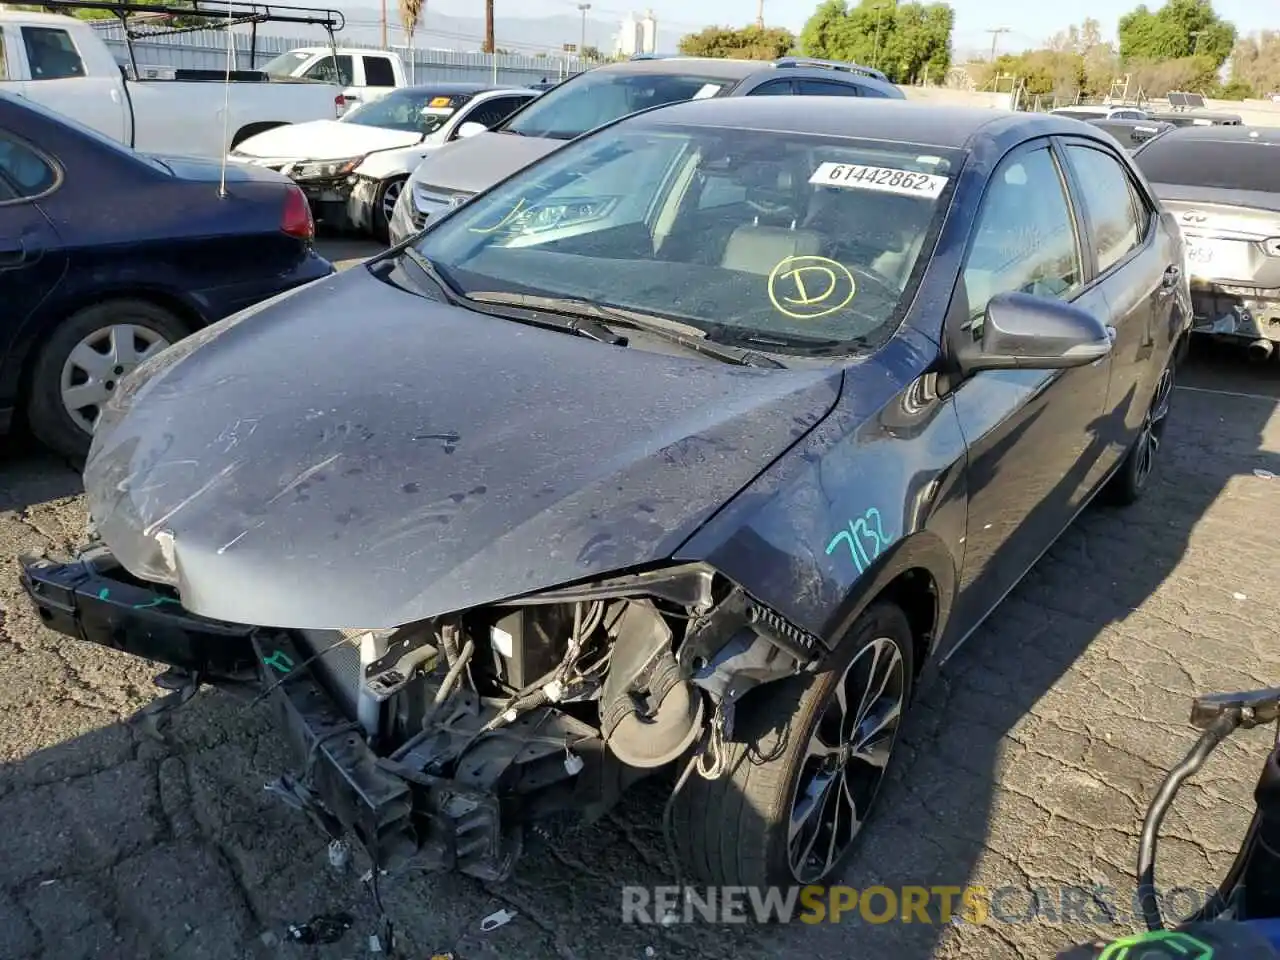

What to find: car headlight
left=292, top=157, right=364, bottom=180
left=503, top=196, right=619, bottom=234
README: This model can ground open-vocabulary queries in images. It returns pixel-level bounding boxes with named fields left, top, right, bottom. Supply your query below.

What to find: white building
left=613, top=9, right=657, bottom=57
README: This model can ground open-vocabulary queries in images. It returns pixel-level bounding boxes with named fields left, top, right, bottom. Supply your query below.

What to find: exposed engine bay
left=20, top=551, right=820, bottom=881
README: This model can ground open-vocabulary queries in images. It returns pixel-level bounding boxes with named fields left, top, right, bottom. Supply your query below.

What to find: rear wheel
left=372, top=176, right=407, bottom=243
left=672, top=601, right=915, bottom=887
left=1103, top=360, right=1174, bottom=507
left=25, top=300, right=188, bottom=461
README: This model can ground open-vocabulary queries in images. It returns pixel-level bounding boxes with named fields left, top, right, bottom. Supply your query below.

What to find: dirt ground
left=1, top=240, right=1278, bottom=960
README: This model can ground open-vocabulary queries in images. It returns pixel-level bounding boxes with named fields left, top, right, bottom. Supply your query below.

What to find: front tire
left=25, top=300, right=188, bottom=461
left=372, top=176, right=407, bottom=243
left=672, top=601, right=915, bottom=887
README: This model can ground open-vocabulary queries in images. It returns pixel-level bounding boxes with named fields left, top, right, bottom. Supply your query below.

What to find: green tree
left=677, top=24, right=796, bottom=60
left=1048, top=17, right=1119, bottom=96
left=1230, top=31, right=1280, bottom=96
left=798, top=0, right=953, bottom=85
left=581, top=44, right=603, bottom=61
left=1117, top=0, right=1236, bottom=68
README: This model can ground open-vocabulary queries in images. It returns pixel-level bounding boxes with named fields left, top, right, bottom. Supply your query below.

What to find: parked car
left=230, top=83, right=538, bottom=240
left=259, top=46, right=409, bottom=112
left=1081, top=117, right=1174, bottom=151
left=0, top=9, right=346, bottom=158
left=1133, top=125, right=1280, bottom=360
left=21, top=98, right=1190, bottom=889
left=1052, top=105, right=1152, bottom=121
left=388, top=54, right=905, bottom=244
left=0, top=91, right=334, bottom=459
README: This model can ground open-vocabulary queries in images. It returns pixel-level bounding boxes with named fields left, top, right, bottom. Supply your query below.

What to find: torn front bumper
left=1191, top=283, right=1280, bottom=344
left=345, top=175, right=380, bottom=235
left=18, top=549, right=515, bottom=880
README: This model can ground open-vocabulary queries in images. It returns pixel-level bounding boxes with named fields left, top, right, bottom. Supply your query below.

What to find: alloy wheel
left=60, top=323, right=171, bottom=433
left=382, top=179, right=403, bottom=223
left=1134, top=365, right=1174, bottom=489
left=788, top=636, right=906, bottom=883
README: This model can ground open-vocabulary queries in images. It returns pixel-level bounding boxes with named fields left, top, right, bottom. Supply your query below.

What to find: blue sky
left=472, top=0, right=1271, bottom=58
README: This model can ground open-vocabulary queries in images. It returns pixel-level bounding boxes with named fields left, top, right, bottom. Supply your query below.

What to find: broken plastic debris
left=1254, top=469, right=1276, bottom=479
left=328, top=837, right=350, bottom=869
left=369, top=934, right=383, bottom=953
left=479, top=908, right=518, bottom=932
left=1233, top=592, right=1248, bottom=601
left=543, top=679, right=564, bottom=702
left=563, top=751, right=584, bottom=776
left=285, top=912, right=354, bottom=945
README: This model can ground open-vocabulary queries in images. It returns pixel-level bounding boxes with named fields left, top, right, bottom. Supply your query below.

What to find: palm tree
left=484, top=0, right=495, bottom=54
left=399, top=0, right=423, bottom=82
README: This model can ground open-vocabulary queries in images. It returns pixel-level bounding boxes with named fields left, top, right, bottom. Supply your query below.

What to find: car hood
left=83, top=266, right=841, bottom=630
left=407, top=130, right=562, bottom=194
left=234, top=119, right=422, bottom=160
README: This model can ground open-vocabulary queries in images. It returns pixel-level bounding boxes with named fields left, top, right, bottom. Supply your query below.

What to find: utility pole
left=872, top=3, right=886, bottom=69
left=985, top=26, right=1009, bottom=62
left=484, top=0, right=495, bottom=54
left=379, top=0, right=387, bottom=48
left=578, top=2, right=590, bottom=56
left=755, top=0, right=764, bottom=28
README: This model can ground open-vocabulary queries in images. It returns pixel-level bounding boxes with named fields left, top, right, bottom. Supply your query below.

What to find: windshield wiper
left=466, top=293, right=784, bottom=368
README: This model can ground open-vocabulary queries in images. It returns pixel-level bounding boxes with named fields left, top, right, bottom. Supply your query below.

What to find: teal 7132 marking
left=825, top=507, right=890, bottom=575
left=263, top=650, right=294, bottom=674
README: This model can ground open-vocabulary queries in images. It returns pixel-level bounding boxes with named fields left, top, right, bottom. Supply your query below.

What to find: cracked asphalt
left=1, top=239, right=1279, bottom=960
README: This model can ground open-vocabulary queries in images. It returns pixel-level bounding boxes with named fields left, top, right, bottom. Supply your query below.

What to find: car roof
left=589, top=57, right=766, bottom=80
left=633, top=96, right=1094, bottom=150
left=393, top=82, right=508, bottom=95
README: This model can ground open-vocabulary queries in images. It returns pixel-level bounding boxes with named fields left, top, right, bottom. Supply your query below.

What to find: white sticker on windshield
left=809, top=161, right=948, bottom=198
left=692, top=83, right=721, bottom=100
left=421, top=106, right=456, bottom=116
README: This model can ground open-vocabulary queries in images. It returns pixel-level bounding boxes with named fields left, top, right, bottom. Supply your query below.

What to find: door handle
left=0, top=240, right=28, bottom=268
left=1161, top=264, right=1181, bottom=289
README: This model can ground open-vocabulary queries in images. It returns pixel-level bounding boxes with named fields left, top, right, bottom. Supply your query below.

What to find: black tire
left=1102, top=360, right=1175, bottom=507
left=372, top=176, right=407, bottom=244
left=25, top=300, right=190, bottom=461
left=672, top=601, right=915, bottom=888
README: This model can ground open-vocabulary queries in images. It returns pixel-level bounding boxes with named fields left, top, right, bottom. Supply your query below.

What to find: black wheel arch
left=231, top=121, right=289, bottom=150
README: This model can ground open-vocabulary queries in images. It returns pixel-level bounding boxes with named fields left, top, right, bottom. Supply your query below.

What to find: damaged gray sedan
left=20, top=96, right=1188, bottom=889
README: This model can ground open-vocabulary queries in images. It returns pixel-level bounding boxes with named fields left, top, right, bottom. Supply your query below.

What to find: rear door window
left=747, top=79, right=794, bottom=95
left=303, top=54, right=353, bottom=85
left=463, top=95, right=531, bottom=130
left=21, top=26, right=85, bottom=80
left=362, top=55, right=396, bottom=87
left=1063, top=145, right=1143, bottom=274
left=796, top=79, right=861, bottom=96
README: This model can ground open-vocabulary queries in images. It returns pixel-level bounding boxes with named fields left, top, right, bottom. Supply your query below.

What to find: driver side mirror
left=455, top=121, right=488, bottom=140
left=958, top=291, right=1113, bottom=376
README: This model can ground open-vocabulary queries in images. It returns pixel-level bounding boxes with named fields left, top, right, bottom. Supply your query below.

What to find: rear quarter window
left=1135, top=139, right=1280, bottom=192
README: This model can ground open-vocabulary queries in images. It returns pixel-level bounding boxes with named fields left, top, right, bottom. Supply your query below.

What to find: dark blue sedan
left=22, top=97, right=1191, bottom=890
left=0, top=92, right=333, bottom=458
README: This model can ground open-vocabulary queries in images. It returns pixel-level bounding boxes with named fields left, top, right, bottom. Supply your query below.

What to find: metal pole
left=755, top=0, right=763, bottom=28
left=872, top=6, right=882, bottom=69
left=578, top=3, right=589, bottom=59
left=380, top=0, right=387, bottom=48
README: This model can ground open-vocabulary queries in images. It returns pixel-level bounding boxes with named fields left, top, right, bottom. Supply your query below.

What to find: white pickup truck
left=259, top=46, right=408, bottom=112
left=0, top=9, right=346, bottom=157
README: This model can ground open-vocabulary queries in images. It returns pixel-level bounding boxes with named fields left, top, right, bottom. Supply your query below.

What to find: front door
left=942, top=139, right=1115, bottom=651
left=10, top=24, right=128, bottom=144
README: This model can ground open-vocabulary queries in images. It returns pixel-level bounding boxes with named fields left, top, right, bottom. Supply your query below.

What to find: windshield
left=343, top=90, right=473, bottom=134
left=1136, top=138, right=1280, bottom=192
left=502, top=71, right=732, bottom=140
left=413, top=122, right=960, bottom=353
left=261, top=50, right=312, bottom=80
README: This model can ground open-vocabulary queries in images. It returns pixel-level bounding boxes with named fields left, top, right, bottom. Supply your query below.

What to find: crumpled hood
left=84, top=267, right=840, bottom=629
left=234, top=119, right=421, bottom=160
left=407, top=131, right=562, bottom=194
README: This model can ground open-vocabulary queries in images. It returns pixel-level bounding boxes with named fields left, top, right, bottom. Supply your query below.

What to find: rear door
left=10, top=24, right=127, bottom=143
left=0, top=131, right=66, bottom=389
left=358, top=53, right=398, bottom=103
left=1058, top=138, right=1173, bottom=462
left=944, top=139, right=1114, bottom=649
left=451, top=94, right=536, bottom=139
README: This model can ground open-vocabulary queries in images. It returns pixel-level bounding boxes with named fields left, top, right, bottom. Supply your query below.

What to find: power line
left=985, top=26, right=1009, bottom=61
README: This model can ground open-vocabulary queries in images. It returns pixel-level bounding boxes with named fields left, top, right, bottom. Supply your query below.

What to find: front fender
left=356, top=146, right=432, bottom=181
